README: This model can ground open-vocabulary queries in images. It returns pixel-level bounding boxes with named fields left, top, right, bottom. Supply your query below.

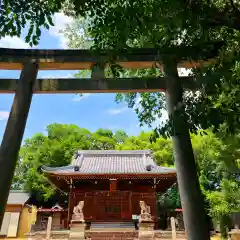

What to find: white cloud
left=49, top=12, right=73, bottom=49
left=0, top=36, right=30, bottom=49
left=107, top=107, right=129, bottom=115
left=72, top=94, right=91, bottom=102
left=0, top=111, right=9, bottom=121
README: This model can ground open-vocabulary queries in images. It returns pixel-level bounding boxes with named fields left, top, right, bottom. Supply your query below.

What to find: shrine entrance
left=103, top=201, right=122, bottom=220
left=96, top=191, right=131, bottom=222
left=0, top=47, right=219, bottom=240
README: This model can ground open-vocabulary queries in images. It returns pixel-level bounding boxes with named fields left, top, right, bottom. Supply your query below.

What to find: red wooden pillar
left=129, top=191, right=132, bottom=220
left=153, top=178, right=158, bottom=226
left=109, top=179, right=117, bottom=192
left=67, top=182, right=73, bottom=228
left=153, top=192, right=157, bottom=229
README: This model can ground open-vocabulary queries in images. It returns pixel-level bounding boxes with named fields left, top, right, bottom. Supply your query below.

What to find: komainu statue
left=139, top=200, right=152, bottom=222
left=72, top=201, right=84, bottom=222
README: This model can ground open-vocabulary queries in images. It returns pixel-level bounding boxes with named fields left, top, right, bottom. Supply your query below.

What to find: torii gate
left=0, top=47, right=216, bottom=240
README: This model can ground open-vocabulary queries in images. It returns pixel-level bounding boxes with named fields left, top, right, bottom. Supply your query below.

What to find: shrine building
left=42, top=150, right=177, bottom=227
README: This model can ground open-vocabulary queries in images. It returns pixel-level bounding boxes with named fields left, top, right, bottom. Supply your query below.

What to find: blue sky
left=0, top=13, right=166, bottom=143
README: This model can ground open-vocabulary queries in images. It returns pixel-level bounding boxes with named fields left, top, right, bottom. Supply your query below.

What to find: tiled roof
left=7, top=190, right=30, bottom=205
left=42, top=150, right=176, bottom=175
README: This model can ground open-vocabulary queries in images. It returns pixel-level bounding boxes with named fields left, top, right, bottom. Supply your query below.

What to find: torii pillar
left=0, top=62, right=38, bottom=226
left=163, top=57, right=210, bottom=240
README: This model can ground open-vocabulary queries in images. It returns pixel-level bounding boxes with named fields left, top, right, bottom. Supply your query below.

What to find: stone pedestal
left=69, top=220, right=85, bottom=240
left=229, top=229, right=240, bottom=240
left=138, top=221, right=154, bottom=240
left=139, top=213, right=152, bottom=223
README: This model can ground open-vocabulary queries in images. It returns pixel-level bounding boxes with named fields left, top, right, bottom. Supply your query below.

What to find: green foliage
left=61, top=0, right=240, bottom=136
left=205, top=179, right=240, bottom=238
left=17, top=124, right=128, bottom=201
left=193, top=130, right=240, bottom=236
left=116, top=131, right=174, bottom=166
left=158, top=185, right=181, bottom=211
left=13, top=124, right=240, bottom=226
left=0, top=0, right=61, bottom=46
left=206, top=180, right=240, bottom=221
left=3, top=0, right=240, bottom=135
left=60, top=16, right=93, bottom=49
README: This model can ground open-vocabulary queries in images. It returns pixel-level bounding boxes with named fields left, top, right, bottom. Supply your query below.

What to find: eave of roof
left=37, top=208, right=67, bottom=212
left=42, top=150, right=176, bottom=177
left=45, top=172, right=176, bottom=180
left=7, top=190, right=30, bottom=205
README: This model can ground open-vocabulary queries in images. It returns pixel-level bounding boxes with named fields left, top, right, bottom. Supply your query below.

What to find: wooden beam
left=0, top=47, right=217, bottom=70
left=0, top=62, right=38, bottom=226
left=0, top=60, right=213, bottom=70
left=0, top=76, right=215, bottom=93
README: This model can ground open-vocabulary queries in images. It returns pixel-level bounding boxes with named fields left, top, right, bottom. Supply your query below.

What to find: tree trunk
left=163, top=58, right=210, bottom=240
left=0, top=62, right=38, bottom=226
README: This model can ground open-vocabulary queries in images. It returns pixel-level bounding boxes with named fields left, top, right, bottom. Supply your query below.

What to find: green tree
left=14, top=124, right=240, bottom=232
left=117, top=129, right=240, bottom=221
left=59, top=0, right=240, bottom=137
left=206, top=179, right=240, bottom=238
left=192, top=130, right=240, bottom=237
left=116, top=131, right=174, bottom=166
left=17, top=124, right=119, bottom=201
left=113, top=130, right=128, bottom=144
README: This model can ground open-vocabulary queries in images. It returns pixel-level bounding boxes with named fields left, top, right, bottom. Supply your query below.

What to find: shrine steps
left=90, top=221, right=136, bottom=231
left=86, top=222, right=186, bottom=240
left=87, top=222, right=137, bottom=240
left=86, top=231, right=186, bottom=240
left=86, top=231, right=138, bottom=240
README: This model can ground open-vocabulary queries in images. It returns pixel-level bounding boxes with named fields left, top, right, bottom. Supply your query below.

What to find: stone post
left=46, top=216, right=52, bottom=240
left=0, top=62, right=38, bottom=226
left=163, top=58, right=210, bottom=240
left=170, top=217, right=176, bottom=240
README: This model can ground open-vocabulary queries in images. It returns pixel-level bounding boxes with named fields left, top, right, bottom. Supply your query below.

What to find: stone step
left=86, top=231, right=186, bottom=240
left=90, top=221, right=135, bottom=229
left=90, top=228, right=136, bottom=232
left=154, top=231, right=186, bottom=239
left=86, top=231, right=138, bottom=240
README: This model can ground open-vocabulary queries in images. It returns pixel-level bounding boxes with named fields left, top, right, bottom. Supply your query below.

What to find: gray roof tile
left=7, top=190, right=30, bottom=205
left=42, top=150, right=176, bottom=175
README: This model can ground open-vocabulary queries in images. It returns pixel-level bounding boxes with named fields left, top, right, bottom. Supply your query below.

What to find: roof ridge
left=76, top=150, right=152, bottom=154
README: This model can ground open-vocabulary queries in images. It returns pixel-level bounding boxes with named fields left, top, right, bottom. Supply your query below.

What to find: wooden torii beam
left=0, top=47, right=217, bottom=240
left=0, top=76, right=215, bottom=93
left=0, top=47, right=214, bottom=70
